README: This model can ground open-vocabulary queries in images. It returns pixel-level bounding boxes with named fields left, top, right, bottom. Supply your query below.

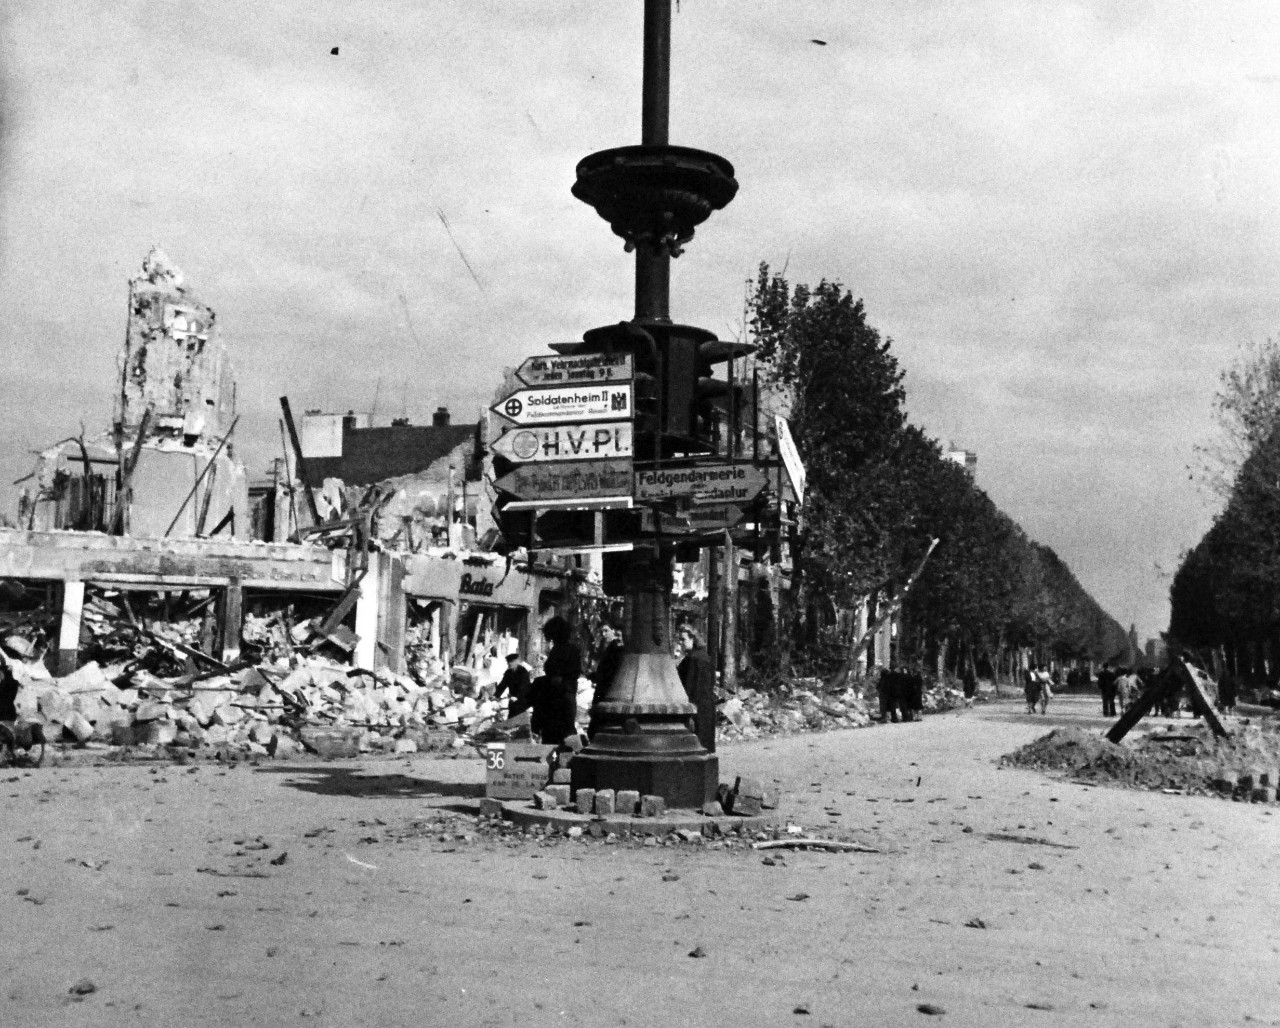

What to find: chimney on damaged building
left=432, top=406, right=450, bottom=427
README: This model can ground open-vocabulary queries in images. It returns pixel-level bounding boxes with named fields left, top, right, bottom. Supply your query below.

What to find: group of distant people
left=1092, top=664, right=1148, bottom=717
left=1023, top=665, right=1053, bottom=714
left=492, top=614, right=716, bottom=753
left=876, top=665, right=925, bottom=723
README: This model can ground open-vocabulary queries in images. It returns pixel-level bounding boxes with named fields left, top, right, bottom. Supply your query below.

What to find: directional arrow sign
left=667, top=504, right=744, bottom=534
left=634, top=462, right=769, bottom=506
left=774, top=414, right=806, bottom=502
left=516, top=352, right=633, bottom=388
left=491, top=384, right=631, bottom=426
left=491, top=422, right=633, bottom=463
left=494, top=459, right=633, bottom=503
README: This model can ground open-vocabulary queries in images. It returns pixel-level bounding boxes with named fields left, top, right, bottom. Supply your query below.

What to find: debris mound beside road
left=1003, top=721, right=1280, bottom=799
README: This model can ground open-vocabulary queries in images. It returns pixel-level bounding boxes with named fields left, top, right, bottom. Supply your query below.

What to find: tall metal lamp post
left=568, top=0, right=739, bottom=808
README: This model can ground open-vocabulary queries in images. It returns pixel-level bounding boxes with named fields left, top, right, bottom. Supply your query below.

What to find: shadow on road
left=254, top=765, right=485, bottom=801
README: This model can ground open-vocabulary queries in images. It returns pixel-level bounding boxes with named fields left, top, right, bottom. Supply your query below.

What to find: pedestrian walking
left=1023, top=666, right=1041, bottom=714
left=1097, top=664, right=1117, bottom=717
left=878, top=667, right=903, bottom=723
left=1036, top=665, right=1052, bottom=714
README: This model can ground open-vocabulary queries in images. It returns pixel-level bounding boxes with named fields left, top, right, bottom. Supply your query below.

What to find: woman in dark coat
left=509, top=616, right=581, bottom=746
left=677, top=624, right=717, bottom=753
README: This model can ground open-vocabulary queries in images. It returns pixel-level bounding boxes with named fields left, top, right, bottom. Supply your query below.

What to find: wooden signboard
left=491, top=422, right=633, bottom=463
left=491, top=384, right=632, bottom=426
left=516, top=352, right=633, bottom=387
left=494, top=459, right=633, bottom=502
left=485, top=742, right=555, bottom=800
left=634, top=462, right=768, bottom=506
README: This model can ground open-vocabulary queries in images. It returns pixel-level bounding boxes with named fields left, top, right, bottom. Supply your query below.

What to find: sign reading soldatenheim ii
left=491, top=384, right=632, bottom=426
left=491, top=422, right=633, bottom=463
left=634, top=463, right=768, bottom=505
left=515, top=352, right=633, bottom=387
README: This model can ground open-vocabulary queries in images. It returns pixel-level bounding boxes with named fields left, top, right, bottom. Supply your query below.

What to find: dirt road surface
left=5, top=694, right=1279, bottom=1027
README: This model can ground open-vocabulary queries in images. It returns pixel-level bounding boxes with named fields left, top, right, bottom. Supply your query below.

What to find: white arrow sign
left=491, top=422, right=633, bottom=463
left=516, top=352, right=633, bottom=387
left=491, top=384, right=631, bottom=426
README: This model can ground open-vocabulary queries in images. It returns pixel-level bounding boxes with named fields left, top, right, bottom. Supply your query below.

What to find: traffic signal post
left=489, top=0, right=785, bottom=809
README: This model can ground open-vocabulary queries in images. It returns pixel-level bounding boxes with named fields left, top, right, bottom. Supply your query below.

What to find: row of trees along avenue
left=1170, top=338, right=1280, bottom=682
left=740, top=264, right=1127, bottom=685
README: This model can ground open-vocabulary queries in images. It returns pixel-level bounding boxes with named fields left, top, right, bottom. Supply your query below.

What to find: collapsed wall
left=116, top=246, right=235, bottom=441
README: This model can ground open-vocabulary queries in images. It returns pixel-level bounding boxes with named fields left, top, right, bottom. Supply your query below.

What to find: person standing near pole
left=677, top=624, right=716, bottom=753
left=587, top=618, right=625, bottom=739
left=508, top=616, right=581, bottom=746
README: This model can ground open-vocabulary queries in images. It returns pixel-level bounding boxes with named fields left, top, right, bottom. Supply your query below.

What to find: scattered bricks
left=557, top=751, right=575, bottom=769
left=676, top=828, right=702, bottom=844
left=551, top=768, right=572, bottom=785
left=547, top=784, right=572, bottom=807
left=616, top=790, right=640, bottom=816
left=479, top=797, right=505, bottom=818
left=593, top=789, right=616, bottom=815
left=393, top=738, right=418, bottom=755
left=533, top=790, right=559, bottom=810
left=575, top=788, right=596, bottom=815
left=701, top=800, right=724, bottom=817
left=730, top=776, right=765, bottom=816
left=65, top=712, right=94, bottom=744
left=299, top=726, right=361, bottom=759
left=1252, top=787, right=1277, bottom=804
left=144, top=720, right=178, bottom=746
left=639, top=795, right=665, bottom=818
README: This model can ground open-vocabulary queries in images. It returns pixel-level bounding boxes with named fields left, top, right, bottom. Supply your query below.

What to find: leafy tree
left=746, top=262, right=1124, bottom=680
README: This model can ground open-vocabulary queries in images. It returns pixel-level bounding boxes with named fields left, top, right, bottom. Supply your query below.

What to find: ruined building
left=19, top=248, right=248, bottom=539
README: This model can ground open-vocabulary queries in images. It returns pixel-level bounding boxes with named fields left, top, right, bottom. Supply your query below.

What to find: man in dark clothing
left=0, top=658, right=19, bottom=723
left=903, top=666, right=925, bottom=722
left=509, top=616, right=581, bottom=746
left=677, top=624, right=717, bottom=753
left=493, top=653, right=531, bottom=711
left=1097, top=664, right=1118, bottom=717
left=877, top=668, right=903, bottom=723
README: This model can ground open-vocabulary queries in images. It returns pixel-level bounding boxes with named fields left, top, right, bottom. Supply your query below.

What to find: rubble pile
left=3, top=650, right=511, bottom=762
left=716, top=680, right=874, bottom=741
left=1003, top=722, right=1280, bottom=800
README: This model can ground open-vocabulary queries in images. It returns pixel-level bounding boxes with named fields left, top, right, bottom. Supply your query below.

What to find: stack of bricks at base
left=530, top=788, right=663, bottom=816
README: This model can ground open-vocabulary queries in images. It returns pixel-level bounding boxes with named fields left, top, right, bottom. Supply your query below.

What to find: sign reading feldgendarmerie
left=491, top=384, right=632, bottom=426
left=494, top=459, right=633, bottom=502
left=634, top=463, right=768, bottom=506
left=491, top=422, right=633, bottom=463
left=516, top=352, right=633, bottom=387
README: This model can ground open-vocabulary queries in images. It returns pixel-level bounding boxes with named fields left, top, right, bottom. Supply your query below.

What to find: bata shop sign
left=401, top=557, right=539, bottom=608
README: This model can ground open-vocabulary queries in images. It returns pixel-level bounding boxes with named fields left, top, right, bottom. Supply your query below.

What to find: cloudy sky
left=3, top=0, right=1279, bottom=640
